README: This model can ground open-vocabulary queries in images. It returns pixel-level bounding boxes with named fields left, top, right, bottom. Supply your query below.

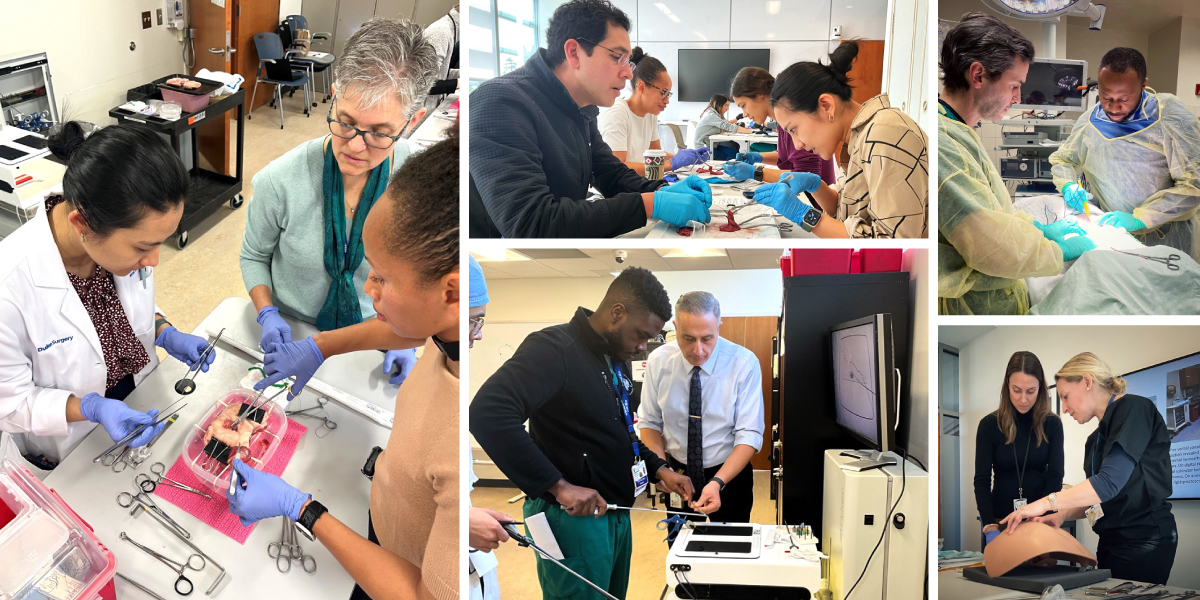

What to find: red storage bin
left=859, top=249, right=903, bottom=273
left=788, top=249, right=853, bottom=276
left=779, top=250, right=792, bottom=278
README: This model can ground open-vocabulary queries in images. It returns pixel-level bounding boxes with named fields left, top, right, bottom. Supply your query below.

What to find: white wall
left=280, top=0, right=304, bottom=22
left=1177, top=17, right=1200, bottom=117
left=0, top=1, right=188, bottom=125
left=1148, top=18, right=1183, bottom=97
left=536, top=0, right=889, bottom=124
left=952, top=326, right=1200, bottom=589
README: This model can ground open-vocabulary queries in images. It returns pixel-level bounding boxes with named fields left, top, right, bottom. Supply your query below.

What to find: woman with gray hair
left=240, top=16, right=438, bottom=394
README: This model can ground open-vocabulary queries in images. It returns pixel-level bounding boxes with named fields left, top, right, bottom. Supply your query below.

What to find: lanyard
left=1091, top=394, right=1118, bottom=477
left=1012, top=423, right=1034, bottom=499
left=608, top=361, right=640, bottom=464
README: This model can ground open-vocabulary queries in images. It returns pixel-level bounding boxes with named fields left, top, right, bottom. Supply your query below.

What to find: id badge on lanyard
left=612, top=362, right=648, bottom=497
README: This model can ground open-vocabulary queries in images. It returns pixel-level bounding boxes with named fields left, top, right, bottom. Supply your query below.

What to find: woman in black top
left=975, top=351, right=1064, bottom=544
left=1002, top=353, right=1177, bottom=585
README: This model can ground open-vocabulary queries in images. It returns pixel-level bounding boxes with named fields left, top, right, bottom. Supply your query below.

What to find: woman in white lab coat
left=0, top=121, right=216, bottom=467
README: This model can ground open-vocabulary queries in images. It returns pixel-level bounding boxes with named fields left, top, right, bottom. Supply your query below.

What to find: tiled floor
left=152, top=96, right=329, bottom=339
left=471, top=474, right=777, bottom=600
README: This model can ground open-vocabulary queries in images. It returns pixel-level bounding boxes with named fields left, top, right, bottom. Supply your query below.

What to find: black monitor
left=829, top=314, right=897, bottom=452
left=1014, top=57, right=1087, bottom=111
left=678, top=49, right=770, bottom=103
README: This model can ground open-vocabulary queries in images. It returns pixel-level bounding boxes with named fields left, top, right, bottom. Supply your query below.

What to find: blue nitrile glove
left=734, top=151, right=762, bottom=165
left=256, top=306, right=293, bottom=353
left=1060, top=182, right=1092, bottom=212
left=668, top=147, right=710, bottom=171
left=155, top=326, right=216, bottom=373
left=752, top=179, right=813, bottom=224
left=1097, top=211, right=1147, bottom=232
left=984, top=529, right=1001, bottom=545
left=779, top=172, right=821, bottom=195
left=257, top=337, right=325, bottom=397
left=226, top=459, right=311, bottom=526
left=721, top=161, right=756, bottom=180
left=383, top=348, right=418, bottom=386
left=1054, top=234, right=1098, bottom=262
left=660, top=174, right=713, bottom=208
left=1032, top=220, right=1086, bottom=243
left=652, top=190, right=712, bottom=227
left=80, top=393, right=164, bottom=446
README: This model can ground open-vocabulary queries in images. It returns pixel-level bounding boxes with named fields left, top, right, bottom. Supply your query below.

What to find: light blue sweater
left=239, top=136, right=413, bottom=324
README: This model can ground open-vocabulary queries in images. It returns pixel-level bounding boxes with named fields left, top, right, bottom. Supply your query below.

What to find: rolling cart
left=108, top=75, right=245, bottom=249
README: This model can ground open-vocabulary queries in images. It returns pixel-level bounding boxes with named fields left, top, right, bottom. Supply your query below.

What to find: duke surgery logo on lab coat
left=37, top=336, right=74, bottom=353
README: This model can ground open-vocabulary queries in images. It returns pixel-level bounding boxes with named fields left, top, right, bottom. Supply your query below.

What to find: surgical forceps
left=129, top=503, right=227, bottom=595
left=116, top=572, right=167, bottom=600
left=1112, top=248, right=1182, bottom=270
left=137, top=462, right=212, bottom=499
left=175, top=329, right=224, bottom=395
left=267, top=516, right=317, bottom=573
left=94, top=398, right=187, bottom=464
left=502, top=523, right=618, bottom=600
left=127, top=413, right=178, bottom=468
left=230, top=385, right=290, bottom=428
left=120, top=531, right=206, bottom=596
left=118, top=482, right=191, bottom=540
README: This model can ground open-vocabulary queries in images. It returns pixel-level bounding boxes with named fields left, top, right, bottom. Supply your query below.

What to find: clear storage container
left=182, top=388, right=288, bottom=492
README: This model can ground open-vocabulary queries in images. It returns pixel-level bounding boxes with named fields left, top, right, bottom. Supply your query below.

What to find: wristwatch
left=710, top=476, right=727, bottom=491
left=796, top=205, right=822, bottom=233
left=296, top=500, right=328, bottom=541
left=1048, top=492, right=1058, bottom=513
left=754, top=164, right=765, bottom=182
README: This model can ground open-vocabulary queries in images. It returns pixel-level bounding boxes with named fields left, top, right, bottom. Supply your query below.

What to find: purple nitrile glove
left=80, top=393, right=164, bottom=447
left=256, top=305, right=293, bottom=354
left=155, top=326, right=216, bottom=372
left=226, top=459, right=311, bottom=526
left=383, top=348, right=418, bottom=386
left=256, top=336, right=325, bottom=397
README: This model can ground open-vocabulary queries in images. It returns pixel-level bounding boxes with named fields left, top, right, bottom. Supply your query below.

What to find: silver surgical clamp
left=129, top=503, right=227, bottom=595
left=116, top=572, right=167, bottom=600
left=267, top=516, right=317, bottom=573
left=118, top=482, right=191, bottom=540
left=229, top=386, right=290, bottom=428
left=1112, top=248, right=1182, bottom=270
left=137, top=462, right=213, bottom=499
left=120, top=531, right=206, bottom=596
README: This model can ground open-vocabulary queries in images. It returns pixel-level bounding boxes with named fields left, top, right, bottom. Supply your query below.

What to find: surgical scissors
left=267, top=516, right=316, bottom=573
left=117, top=481, right=191, bottom=540
left=120, top=532, right=205, bottom=596
left=137, top=462, right=212, bottom=499
left=103, top=446, right=133, bottom=472
left=1112, top=248, right=1182, bottom=270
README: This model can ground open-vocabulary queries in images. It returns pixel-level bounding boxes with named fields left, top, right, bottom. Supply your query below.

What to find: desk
left=409, top=94, right=458, bottom=151
left=939, top=568, right=1197, bottom=599
left=708, top=133, right=778, bottom=155
left=44, top=298, right=397, bottom=599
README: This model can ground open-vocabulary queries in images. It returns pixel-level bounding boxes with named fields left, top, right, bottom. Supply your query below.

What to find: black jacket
left=470, top=307, right=668, bottom=506
left=468, top=48, right=663, bottom=238
left=973, top=410, right=1065, bottom=526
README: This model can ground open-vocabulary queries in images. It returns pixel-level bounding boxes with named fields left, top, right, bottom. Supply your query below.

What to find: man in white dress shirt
left=638, top=291, right=765, bottom=523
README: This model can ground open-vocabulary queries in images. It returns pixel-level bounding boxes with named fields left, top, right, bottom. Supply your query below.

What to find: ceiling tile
left=661, top=256, right=735, bottom=270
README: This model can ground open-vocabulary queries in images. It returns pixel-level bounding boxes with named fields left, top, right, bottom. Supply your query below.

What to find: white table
left=43, top=298, right=397, bottom=599
left=939, top=568, right=1196, bottom=599
left=708, top=133, right=778, bottom=155
left=409, top=94, right=458, bottom=151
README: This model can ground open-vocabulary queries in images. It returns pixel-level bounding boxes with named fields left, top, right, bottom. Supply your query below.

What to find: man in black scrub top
left=1001, top=353, right=1177, bottom=585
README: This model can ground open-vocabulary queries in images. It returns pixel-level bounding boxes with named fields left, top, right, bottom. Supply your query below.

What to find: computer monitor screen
left=1118, top=351, right=1200, bottom=499
left=1015, top=58, right=1087, bottom=110
left=831, top=319, right=882, bottom=449
left=677, top=49, right=770, bottom=103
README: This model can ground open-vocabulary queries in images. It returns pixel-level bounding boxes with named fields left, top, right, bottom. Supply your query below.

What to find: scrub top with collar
left=1083, top=394, right=1176, bottom=542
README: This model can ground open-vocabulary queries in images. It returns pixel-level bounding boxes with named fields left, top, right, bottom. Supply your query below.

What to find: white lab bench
left=939, top=568, right=1197, bottom=599
left=707, top=133, right=778, bottom=154
left=43, top=297, right=398, bottom=599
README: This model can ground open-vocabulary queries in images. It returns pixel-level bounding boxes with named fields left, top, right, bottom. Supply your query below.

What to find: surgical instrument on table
left=1112, top=248, right=1182, bottom=270
left=137, top=462, right=213, bottom=499
left=129, top=503, right=227, bottom=596
left=128, top=413, right=179, bottom=467
left=502, top=523, right=620, bottom=600
left=116, top=572, right=167, bottom=600
left=175, top=329, right=225, bottom=395
left=603, top=504, right=703, bottom=516
left=286, top=397, right=339, bottom=438
left=120, top=531, right=206, bottom=596
left=268, top=516, right=317, bottom=573
left=230, top=385, right=290, bottom=428
left=104, top=446, right=134, bottom=472
left=94, top=398, right=188, bottom=464
left=118, top=482, right=191, bottom=540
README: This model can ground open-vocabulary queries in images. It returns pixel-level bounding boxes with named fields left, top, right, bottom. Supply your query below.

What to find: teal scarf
left=317, top=140, right=390, bottom=331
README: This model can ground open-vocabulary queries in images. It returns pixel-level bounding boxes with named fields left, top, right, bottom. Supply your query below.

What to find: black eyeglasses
left=576, top=37, right=633, bottom=67
left=326, top=99, right=403, bottom=150
left=643, top=81, right=673, bottom=100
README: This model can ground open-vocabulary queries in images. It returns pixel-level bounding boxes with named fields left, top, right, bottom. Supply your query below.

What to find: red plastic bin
left=859, top=249, right=903, bottom=273
left=787, top=249, right=853, bottom=276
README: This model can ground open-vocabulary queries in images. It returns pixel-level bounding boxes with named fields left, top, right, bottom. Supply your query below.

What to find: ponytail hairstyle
left=995, top=351, right=1054, bottom=446
left=770, top=41, right=859, bottom=113
left=702, top=94, right=730, bottom=118
left=630, top=47, right=666, bottom=91
left=729, top=66, right=774, bottom=100
left=47, top=121, right=188, bottom=238
left=1055, top=353, right=1128, bottom=395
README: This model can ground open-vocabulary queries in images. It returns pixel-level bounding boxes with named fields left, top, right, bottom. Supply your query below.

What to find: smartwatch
left=797, top=204, right=823, bottom=233
left=297, top=500, right=328, bottom=541
left=753, top=164, right=766, bottom=182
left=710, top=476, right=727, bottom=491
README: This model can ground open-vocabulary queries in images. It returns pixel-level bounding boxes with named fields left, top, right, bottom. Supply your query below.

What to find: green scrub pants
left=524, top=497, right=632, bottom=600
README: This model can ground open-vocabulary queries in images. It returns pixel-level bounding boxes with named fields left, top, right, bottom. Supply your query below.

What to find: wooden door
left=838, top=39, right=885, bottom=168
left=234, top=0, right=281, bottom=114
left=718, top=316, right=778, bottom=471
left=191, top=0, right=233, bottom=175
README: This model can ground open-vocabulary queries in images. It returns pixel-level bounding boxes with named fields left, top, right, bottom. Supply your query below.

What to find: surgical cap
left=469, top=255, right=489, bottom=307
